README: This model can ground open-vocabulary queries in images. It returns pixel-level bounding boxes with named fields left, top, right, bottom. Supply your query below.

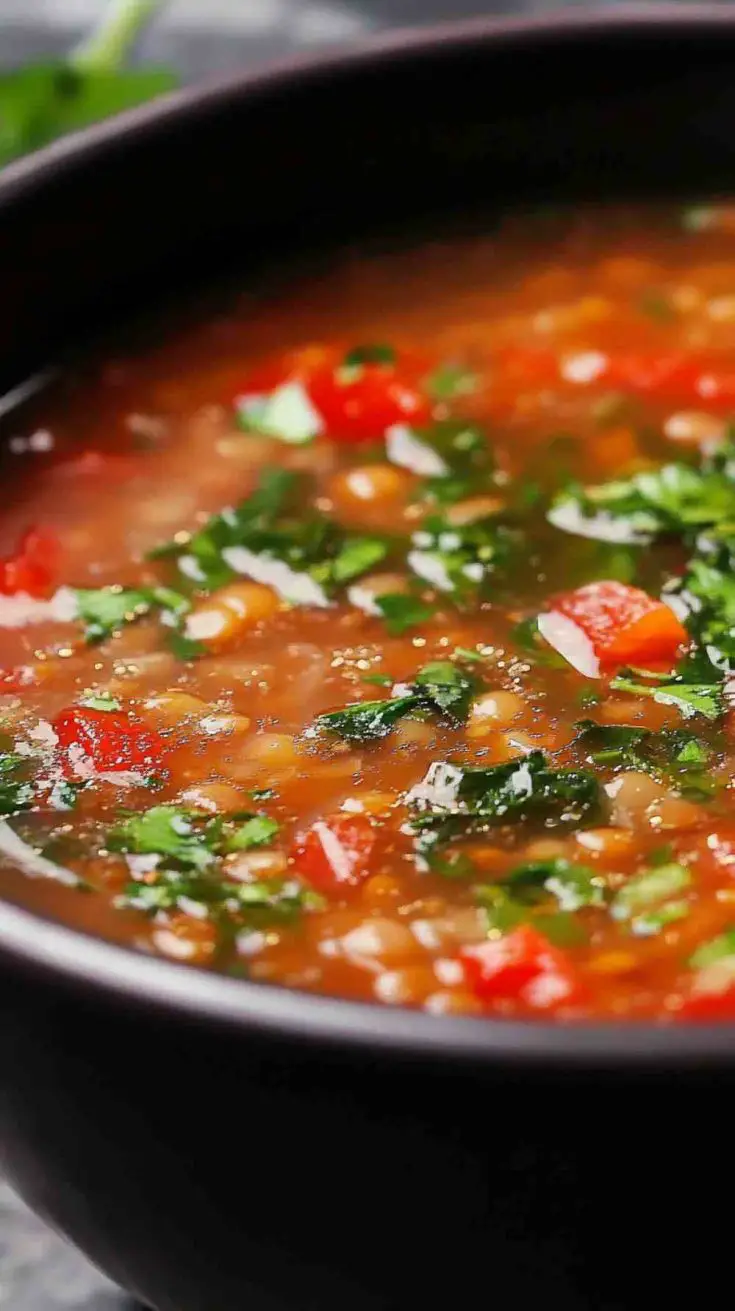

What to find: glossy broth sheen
left=8, top=205, right=735, bottom=1022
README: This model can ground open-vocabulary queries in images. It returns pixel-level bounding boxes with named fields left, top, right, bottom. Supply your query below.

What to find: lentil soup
left=6, top=206, right=735, bottom=1023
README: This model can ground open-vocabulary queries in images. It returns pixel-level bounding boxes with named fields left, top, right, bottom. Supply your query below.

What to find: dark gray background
left=0, top=0, right=650, bottom=1307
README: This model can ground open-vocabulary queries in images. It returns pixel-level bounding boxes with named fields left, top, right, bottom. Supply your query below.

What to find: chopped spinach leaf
left=502, top=857, right=607, bottom=911
left=413, top=660, right=476, bottom=724
left=361, top=672, right=394, bottom=688
left=314, top=694, right=419, bottom=742
left=574, top=720, right=717, bottom=799
left=314, top=656, right=478, bottom=742
left=407, top=752, right=599, bottom=853
left=0, top=752, right=34, bottom=815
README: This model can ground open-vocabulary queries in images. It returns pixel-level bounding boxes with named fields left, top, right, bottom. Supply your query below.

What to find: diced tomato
left=460, top=925, right=585, bottom=1012
left=291, top=813, right=376, bottom=894
left=495, top=346, right=735, bottom=411
left=0, top=524, right=60, bottom=598
left=550, top=581, right=687, bottom=668
left=677, top=985, right=735, bottom=1021
left=238, top=344, right=432, bottom=444
left=53, top=707, right=167, bottom=778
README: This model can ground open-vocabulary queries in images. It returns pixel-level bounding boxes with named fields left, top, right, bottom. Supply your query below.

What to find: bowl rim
left=3, top=5, right=735, bottom=1067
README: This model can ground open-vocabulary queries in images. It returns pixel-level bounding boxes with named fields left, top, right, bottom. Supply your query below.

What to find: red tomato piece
left=307, top=355, right=431, bottom=443
left=0, top=524, right=60, bottom=598
left=291, top=813, right=376, bottom=894
left=552, top=581, right=687, bottom=667
left=239, top=344, right=432, bottom=444
left=53, top=708, right=167, bottom=778
left=677, top=985, right=735, bottom=1022
left=460, top=925, right=584, bottom=1012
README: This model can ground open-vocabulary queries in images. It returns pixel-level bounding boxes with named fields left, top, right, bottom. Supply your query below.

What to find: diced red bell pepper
left=550, top=581, right=687, bottom=668
left=0, top=524, right=60, bottom=598
left=238, top=344, right=432, bottom=444
left=53, top=707, right=167, bottom=778
left=495, top=346, right=735, bottom=411
left=677, top=985, right=735, bottom=1021
left=291, top=813, right=376, bottom=894
left=460, top=924, right=584, bottom=1012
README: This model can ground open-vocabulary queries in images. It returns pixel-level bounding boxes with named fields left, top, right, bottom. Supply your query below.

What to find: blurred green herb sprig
left=0, top=0, right=176, bottom=168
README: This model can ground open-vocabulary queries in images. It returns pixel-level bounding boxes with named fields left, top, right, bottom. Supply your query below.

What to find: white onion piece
left=236, top=381, right=322, bottom=444
left=537, top=611, right=600, bottom=678
left=385, top=424, right=448, bottom=476
left=0, top=586, right=78, bottom=630
left=407, top=549, right=453, bottom=592
left=547, top=500, right=651, bottom=545
left=0, top=820, right=79, bottom=886
left=221, top=547, right=331, bottom=608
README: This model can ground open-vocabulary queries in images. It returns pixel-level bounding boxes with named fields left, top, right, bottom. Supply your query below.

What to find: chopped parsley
left=415, top=418, right=495, bottom=505
left=74, top=586, right=152, bottom=643
left=108, top=804, right=281, bottom=872
left=409, top=511, right=514, bottom=597
left=374, top=593, right=436, bottom=635
left=609, top=673, right=723, bottom=722
left=107, top=804, right=307, bottom=928
left=151, top=468, right=390, bottom=602
left=549, top=458, right=735, bottom=545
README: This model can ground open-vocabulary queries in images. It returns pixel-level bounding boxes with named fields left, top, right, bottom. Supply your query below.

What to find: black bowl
left=3, top=11, right=735, bottom=1309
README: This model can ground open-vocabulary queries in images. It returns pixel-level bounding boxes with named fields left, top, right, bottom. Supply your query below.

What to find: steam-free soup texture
left=8, top=206, right=735, bottom=1022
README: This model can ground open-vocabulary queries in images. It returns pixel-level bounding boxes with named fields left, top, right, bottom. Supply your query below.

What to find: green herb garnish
left=407, top=752, right=599, bottom=853
left=0, top=0, right=176, bottom=169
left=0, top=752, right=34, bottom=815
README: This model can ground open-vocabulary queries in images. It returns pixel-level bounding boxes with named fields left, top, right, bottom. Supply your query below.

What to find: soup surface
left=7, top=205, right=735, bottom=1022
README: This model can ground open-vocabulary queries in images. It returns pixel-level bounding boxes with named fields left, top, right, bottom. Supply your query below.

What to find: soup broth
left=4, top=205, right=735, bottom=1021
